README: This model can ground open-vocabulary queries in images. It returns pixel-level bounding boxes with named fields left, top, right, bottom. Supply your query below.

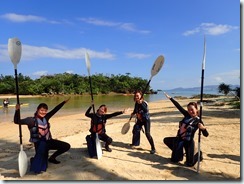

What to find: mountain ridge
left=164, top=84, right=240, bottom=91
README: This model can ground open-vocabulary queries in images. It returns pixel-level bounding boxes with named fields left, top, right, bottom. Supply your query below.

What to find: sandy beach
left=0, top=96, right=240, bottom=181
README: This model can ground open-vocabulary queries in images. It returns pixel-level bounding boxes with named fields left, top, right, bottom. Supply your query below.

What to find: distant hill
left=165, top=85, right=240, bottom=92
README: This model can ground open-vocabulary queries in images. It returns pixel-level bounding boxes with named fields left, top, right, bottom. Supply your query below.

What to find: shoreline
left=0, top=94, right=43, bottom=99
left=0, top=91, right=223, bottom=99
left=0, top=93, right=132, bottom=100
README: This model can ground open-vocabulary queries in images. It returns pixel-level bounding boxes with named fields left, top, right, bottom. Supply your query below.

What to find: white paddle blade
left=95, top=133, right=102, bottom=159
left=151, top=55, right=164, bottom=77
left=8, top=38, right=22, bottom=69
left=85, top=52, right=91, bottom=76
left=18, top=145, right=28, bottom=177
left=202, top=36, right=206, bottom=70
left=121, top=122, right=130, bottom=134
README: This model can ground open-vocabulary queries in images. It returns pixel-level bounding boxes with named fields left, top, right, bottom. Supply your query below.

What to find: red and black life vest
left=90, top=114, right=106, bottom=134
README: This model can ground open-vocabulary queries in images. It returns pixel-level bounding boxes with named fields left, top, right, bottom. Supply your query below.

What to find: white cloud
left=182, top=28, right=200, bottom=36
left=183, top=23, right=238, bottom=36
left=1, top=13, right=60, bottom=24
left=119, top=23, right=150, bottom=34
left=1, top=13, right=45, bottom=22
left=208, top=69, right=240, bottom=85
left=0, top=44, right=115, bottom=62
left=33, top=71, right=48, bottom=77
left=126, top=52, right=151, bottom=59
left=78, top=17, right=119, bottom=26
left=79, top=17, right=150, bottom=34
left=32, top=70, right=73, bottom=78
left=65, top=70, right=74, bottom=74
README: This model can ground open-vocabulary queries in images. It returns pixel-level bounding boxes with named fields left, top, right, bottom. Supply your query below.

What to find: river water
left=1, top=90, right=220, bottom=123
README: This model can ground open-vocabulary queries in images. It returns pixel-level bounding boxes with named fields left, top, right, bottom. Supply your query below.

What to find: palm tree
left=218, top=83, right=231, bottom=96
left=234, top=87, right=240, bottom=98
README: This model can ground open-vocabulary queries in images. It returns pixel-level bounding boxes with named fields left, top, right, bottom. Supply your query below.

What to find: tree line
left=0, top=73, right=152, bottom=95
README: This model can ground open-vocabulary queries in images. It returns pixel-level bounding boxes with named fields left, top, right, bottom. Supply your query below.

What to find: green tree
left=0, top=75, right=15, bottom=94
left=218, top=83, right=231, bottom=96
left=0, top=72, right=153, bottom=95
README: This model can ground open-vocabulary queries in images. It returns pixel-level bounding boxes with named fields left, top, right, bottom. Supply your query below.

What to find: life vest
left=29, top=117, right=51, bottom=142
left=90, top=114, right=106, bottom=134
left=135, top=101, right=149, bottom=122
left=178, top=117, right=200, bottom=141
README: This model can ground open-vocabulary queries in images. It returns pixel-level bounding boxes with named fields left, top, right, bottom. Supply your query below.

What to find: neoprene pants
left=163, top=137, right=199, bottom=166
left=35, top=139, right=70, bottom=159
left=97, top=133, right=113, bottom=146
left=132, top=121, right=155, bottom=150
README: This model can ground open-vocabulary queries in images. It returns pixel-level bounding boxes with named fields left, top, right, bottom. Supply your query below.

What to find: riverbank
left=0, top=94, right=43, bottom=99
left=0, top=92, right=134, bottom=99
left=0, top=97, right=240, bottom=181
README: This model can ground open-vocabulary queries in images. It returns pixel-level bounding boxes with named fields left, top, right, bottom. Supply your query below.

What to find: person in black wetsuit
left=130, top=90, right=156, bottom=154
left=85, top=102, right=128, bottom=153
left=3, top=98, right=9, bottom=108
left=14, top=98, right=71, bottom=174
left=163, top=92, right=209, bottom=167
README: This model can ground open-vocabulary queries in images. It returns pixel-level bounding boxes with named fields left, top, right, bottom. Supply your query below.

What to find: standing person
left=3, top=98, right=9, bottom=108
left=14, top=98, right=71, bottom=174
left=130, top=90, right=156, bottom=154
left=85, top=102, right=128, bottom=156
left=163, top=92, right=209, bottom=167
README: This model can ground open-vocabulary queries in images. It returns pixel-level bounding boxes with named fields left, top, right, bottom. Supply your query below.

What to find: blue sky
left=0, top=0, right=240, bottom=90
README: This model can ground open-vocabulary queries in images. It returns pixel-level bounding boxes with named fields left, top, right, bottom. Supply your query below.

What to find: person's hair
left=134, top=90, right=143, bottom=101
left=187, top=102, right=198, bottom=110
left=98, top=104, right=107, bottom=113
left=37, top=103, right=48, bottom=110
left=34, top=103, right=48, bottom=116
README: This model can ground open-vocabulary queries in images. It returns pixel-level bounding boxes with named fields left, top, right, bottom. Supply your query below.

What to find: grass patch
left=228, top=101, right=240, bottom=109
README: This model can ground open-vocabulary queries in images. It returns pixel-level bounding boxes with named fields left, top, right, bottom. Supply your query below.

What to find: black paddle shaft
left=198, top=69, right=205, bottom=141
left=141, top=79, right=151, bottom=99
left=14, top=69, right=23, bottom=145
left=199, top=69, right=205, bottom=120
left=197, top=59, right=205, bottom=173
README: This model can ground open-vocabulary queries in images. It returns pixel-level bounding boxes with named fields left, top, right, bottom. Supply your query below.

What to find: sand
left=0, top=97, right=240, bottom=181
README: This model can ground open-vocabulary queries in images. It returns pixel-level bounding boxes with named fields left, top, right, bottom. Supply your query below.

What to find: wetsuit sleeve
left=141, top=101, right=149, bottom=113
left=170, top=98, right=189, bottom=116
left=14, top=109, right=20, bottom=124
left=14, top=109, right=33, bottom=125
left=200, top=119, right=209, bottom=137
left=85, top=106, right=93, bottom=118
left=104, top=111, right=123, bottom=119
left=202, top=129, right=209, bottom=137
left=45, top=101, right=66, bottom=121
left=197, top=119, right=209, bottom=137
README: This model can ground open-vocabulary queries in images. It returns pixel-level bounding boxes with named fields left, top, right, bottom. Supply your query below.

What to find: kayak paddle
left=121, top=116, right=132, bottom=135
left=197, top=36, right=206, bottom=173
left=8, top=37, right=28, bottom=177
left=141, top=55, right=165, bottom=98
left=85, top=52, right=102, bottom=159
left=121, top=55, right=165, bottom=134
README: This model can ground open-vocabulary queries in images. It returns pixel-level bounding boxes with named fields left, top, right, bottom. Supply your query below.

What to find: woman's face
left=98, top=106, right=106, bottom=115
left=134, top=92, right=141, bottom=102
left=187, top=105, right=198, bottom=117
left=37, top=107, right=48, bottom=118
